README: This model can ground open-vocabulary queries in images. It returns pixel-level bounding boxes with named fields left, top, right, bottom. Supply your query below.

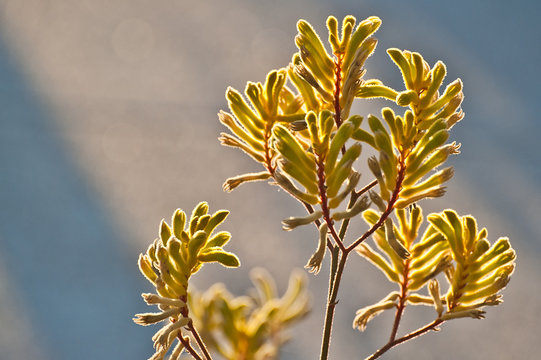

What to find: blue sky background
left=0, top=0, right=539, bottom=359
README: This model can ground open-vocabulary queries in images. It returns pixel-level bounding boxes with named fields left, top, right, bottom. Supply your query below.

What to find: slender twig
left=347, top=156, right=407, bottom=252
left=338, top=190, right=360, bottom=240
left=178, top=333, right=203, bottom=360
left=319, top=156, right=407, bottom=359
left=188, top=321, right=213, bottom=360
left=356, top=179, right=378, bottom=198
left=315, top=146, right=350, bottom=360
left=338, top=179, right=378, bottom=241
left=366, top=319, right=444, bottom=360
left=316, top=151, right=347, bottom=252
left=389, top=260, right=411, bottom=342
left=320, top=252, right=348, bottom=360
left=333, top=54, right=344, bottom=128
left=328, top=245, right=340, bottom=298
left=319, top=51, right=402, bottom=359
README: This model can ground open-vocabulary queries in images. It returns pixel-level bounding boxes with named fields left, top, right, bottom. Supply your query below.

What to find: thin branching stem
left=188, top=321, right=213, bottom=360
left=356, top=179, right=378, bottom=198
left=338, top=190, right=361, bottom=240
left=300, top=196, right=334, bottom=250
left=178, top=333, right=203, bottom=360
left=320, top=52, right=388, bottom=360
left=320, top=252, right=348, bottom=360
left=319, top=52, right=350, bottom=360
left=316, top=152, right=347, bottom=252
left=347, top=156, right=407, bottom=252
left=328, top=245, right=340, bottom=298
left=333, top=54, right=344, bottom=128
left=316, top=164, right=349, bottom=360
left=367, top=319, right=444, bottom=360
left=319, top=156, right=407, bottom=359
left=389, top=260, right=411, bottom=342
left=338, top=179, right=378, bottom=241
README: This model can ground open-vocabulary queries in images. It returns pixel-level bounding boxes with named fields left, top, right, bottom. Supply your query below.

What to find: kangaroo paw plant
left=134, top=203, right=240, bottom=359
left=188, top=268, right=310, bottom=360
left=135, top=14, right=516, bottom=360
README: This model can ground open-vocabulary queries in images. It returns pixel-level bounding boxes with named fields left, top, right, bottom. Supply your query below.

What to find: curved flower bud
left=305, top=223, right=328, bottom=274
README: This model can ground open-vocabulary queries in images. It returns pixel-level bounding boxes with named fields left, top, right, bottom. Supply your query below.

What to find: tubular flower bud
left=305, top=223, right=328, bottom=274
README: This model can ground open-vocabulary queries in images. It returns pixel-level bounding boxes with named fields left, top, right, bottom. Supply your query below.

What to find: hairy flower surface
left=133, top=13, right=517, bottom=360
left=135, top=203, right=240, bottom=360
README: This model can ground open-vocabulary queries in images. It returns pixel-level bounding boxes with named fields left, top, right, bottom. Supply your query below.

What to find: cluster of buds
left=134, top=202, right=240, bottom=359
left=188, top=268, right=310, bottom=360
left=221, top=15, right=383, bottom=194
left=354, top=47, right=465, bottom=206
left=354, top=208, right=515, bottom=330
left=428, top=210, right=515, bottom=317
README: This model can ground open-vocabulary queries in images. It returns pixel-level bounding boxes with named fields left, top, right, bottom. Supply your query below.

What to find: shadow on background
left=0, top=33, right=152, bottom=359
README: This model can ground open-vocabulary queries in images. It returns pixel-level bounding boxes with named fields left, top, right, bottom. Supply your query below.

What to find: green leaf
left=167, top=237, right=190, bottom=275
left=296, top=20, right=335, bottom=78
left=279, top=159, right=319, bottom=194
left=250, top=268, right=278, bottom=303
left=226, top=90, right=265, bottom=144
left=357, top=244, right=400, bottom=283
left=218, top=111, right=266, bottom=153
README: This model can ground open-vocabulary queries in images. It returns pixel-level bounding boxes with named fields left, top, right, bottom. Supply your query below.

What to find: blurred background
left=0, top=0, right=539, bottom=359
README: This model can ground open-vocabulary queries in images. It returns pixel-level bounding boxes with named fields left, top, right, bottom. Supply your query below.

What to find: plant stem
left=347, top=155, right=406, bottom=252
left=333, top=54, right=344, bottom=128
left=320, top=252, right=348, bottom=360
left=188, top=321, right=213, bottom=360
left=389, top=260, right=410, bottom=342
left=328, top=245, right=340, bottom=297
left=366, top=319, right=444, bottom=360
left=319, top=157, right=407, bottom=359
left=300, top=196, right=334, bottom=250
left=316, top=149, right=346, bottom=252
left=337, top=179, right=378, bottom=241
left=320, top=47, right=410, bottom=359
left=356, top=179, right=378, bottom=198
left=178, top=333, right=203, bottom=360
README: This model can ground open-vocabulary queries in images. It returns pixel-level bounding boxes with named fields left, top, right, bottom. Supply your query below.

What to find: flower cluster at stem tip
left=134, top=13, right=516, bottom=360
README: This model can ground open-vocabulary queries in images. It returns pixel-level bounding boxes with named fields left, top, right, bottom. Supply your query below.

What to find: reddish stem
left=178, top=334, right=203, bottom=360
left=333, top=54, right=344, bottom=128
left=347, top=155, right=407, bottom=253
left=316, top=152, right=346, bottom=252
left=389, top=260, right=411, bottom=341
left=188, top=321, right=213, bottom=360
left=367, top=319, right=444, bottom=360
